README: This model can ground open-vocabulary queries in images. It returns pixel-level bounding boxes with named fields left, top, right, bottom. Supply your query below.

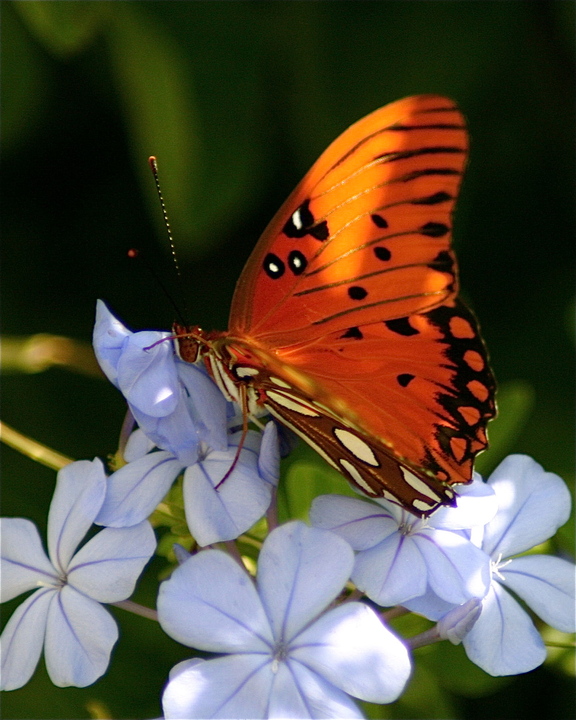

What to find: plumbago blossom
left=1, top=300, right=574, bottom=717
left=0, top=459, right=156, bottom=690
left=158, top=522, right=411, bottom=718
left=310, top=455, right=576, bottom=676
left=92, top=300, right=280, bottom=545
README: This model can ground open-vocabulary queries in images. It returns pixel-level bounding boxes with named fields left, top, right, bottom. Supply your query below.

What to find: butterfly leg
left=214, top=382, right=251, bottom=490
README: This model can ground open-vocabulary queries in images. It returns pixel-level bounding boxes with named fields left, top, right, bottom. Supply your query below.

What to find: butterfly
left=176, top=95, right=496, bottom=517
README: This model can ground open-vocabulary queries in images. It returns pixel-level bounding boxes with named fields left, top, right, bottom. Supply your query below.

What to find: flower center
left=491, top=553, right=512, bottom=581
left=271, top=642, right=289, bottom=673
left=398, top=514, right=428, bottom=536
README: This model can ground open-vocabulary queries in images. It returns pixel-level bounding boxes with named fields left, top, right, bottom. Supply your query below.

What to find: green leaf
left=277, top=448, right=357, bottom=523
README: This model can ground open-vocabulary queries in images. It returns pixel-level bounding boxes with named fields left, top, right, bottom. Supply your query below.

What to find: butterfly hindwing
left=272, top=300, right=496, bottom=493
left=257, top=372, right=458, bottom=516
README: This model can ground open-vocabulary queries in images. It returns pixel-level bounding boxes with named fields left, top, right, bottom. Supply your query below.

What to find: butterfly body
left=179, top=95, right=496, bottom=517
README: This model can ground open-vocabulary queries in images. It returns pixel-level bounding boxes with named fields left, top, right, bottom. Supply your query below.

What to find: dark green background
left=1, top=2, right=574, bottom=718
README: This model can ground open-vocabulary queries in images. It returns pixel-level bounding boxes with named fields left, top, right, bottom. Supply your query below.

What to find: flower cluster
left=1, top=302, right=574, bottom=719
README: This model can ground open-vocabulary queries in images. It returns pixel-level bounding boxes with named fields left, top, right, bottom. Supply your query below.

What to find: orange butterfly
left=177, top=95, right=496, bottom=516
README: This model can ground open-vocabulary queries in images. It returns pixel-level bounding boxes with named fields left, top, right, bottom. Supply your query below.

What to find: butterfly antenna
left=147, top=156, right=190, bottom=325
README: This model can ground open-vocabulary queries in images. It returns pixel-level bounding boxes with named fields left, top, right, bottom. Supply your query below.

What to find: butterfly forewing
left=230, top=95, right=467, bottom=346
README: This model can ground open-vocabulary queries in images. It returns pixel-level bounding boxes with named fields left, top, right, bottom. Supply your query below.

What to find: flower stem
left=0, top=421, right=73, bottom=470
left=112, top=599, right=158, bottom=622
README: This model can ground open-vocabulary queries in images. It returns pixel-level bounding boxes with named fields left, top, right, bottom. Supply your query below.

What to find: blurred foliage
left=1, top=2, right=574, bottom=719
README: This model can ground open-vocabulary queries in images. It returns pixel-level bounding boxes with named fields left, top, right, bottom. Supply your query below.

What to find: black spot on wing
left=374, top=246, right=391, bottom=261
left=375, top=146, right=465, bottom=163
left=411, top=191, right=452, bottom=206
left=263, top=253, right=285, bottom=279
left=429, top=250, right=455, bottom=273
left=371, top=213, right=388, bottom=228
left=282, top=199, right=329, bottom=241
left=420, top=222, right=450, bottom=238
left=340, top=327, right=363, bottom=340
left=348, top=286, right=368, bottom=301
left=397, top=373, right=415, bottom=387
left=288, top=250, right=307, bottom=275
left=400, top=168, right=460, bottom=183
left=384, top=318, right=419, bottom=336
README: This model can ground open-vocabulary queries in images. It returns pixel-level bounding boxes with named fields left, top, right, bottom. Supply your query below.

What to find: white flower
left=96, top=423, right=279, bottom=546
left=158, top=522, right=412, bottom=718
left=461, top=455, right=575, bottom=676
left=0, top=459, right=156, bottom=689
left=309, top=475, right=495, bottom=608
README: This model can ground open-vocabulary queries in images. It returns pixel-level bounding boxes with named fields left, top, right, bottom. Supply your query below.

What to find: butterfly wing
left=229, top=94, right=467, bottom=347
left=224, top=95, right=495, bottom=514
left=274, top=299, right=495, bottom=482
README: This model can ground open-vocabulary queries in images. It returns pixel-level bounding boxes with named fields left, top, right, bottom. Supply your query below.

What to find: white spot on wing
left=413, top=498, right=436, bottom=512
left=333, top=428, right=379, bottom=467
left=235, top=366, right=259, bottom=378
left=339, top=459, right=376, bottom=495
left=400, top=467, right=442, bottom=502
left=266, top=390, right=320, bottom=417
left=292, top=208, right=303, bottom=230
left=269, top=377, right=291, bottom=389
left=264, top=406, right=338, bottom=469
left=211, top=359, right=239, bottom=402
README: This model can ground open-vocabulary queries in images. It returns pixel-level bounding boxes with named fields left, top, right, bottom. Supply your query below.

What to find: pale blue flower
left=158, top=522, right=411, bottom=718
left=96, top=423, right=280, bottom=547
left=93, top=300, right=227, bottom=465
left=461, top=455, right=575, bottom=675
left=310, top=475, right=495, bottom=608
left=0, top=459, right=156, bottom=690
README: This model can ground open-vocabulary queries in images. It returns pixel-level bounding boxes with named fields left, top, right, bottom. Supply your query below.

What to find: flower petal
left=44, top=585, right=118, bottom=687
left=291, top=601, right=411, bottom=704
left=501, top=555, right=576, bottom=633
left=92, top=300, right=131, bottom=386
left=123, top=428, right=155, bottom=462
left=176, top=361, right=228, bottom=452
left=67, top=521, right=156, bottom=602
left=431, top=474, right=498, bottom=530
left=0, top=518, right=57, bottom=602
left=482, top=455, right=572, bottom=557
left=273, top=661, right=364, bottom=719
left=416, top=529, right=491, bottom=604
left=257, top=422, right=280, bottom=487
left=257, top=522, right=354, bottom=641
left=437, top=598, right=483, bottom=644
left=157, top=549, right=273, bottom=652
left=131, top=403, right=200, bottom=466
left=183, top=432, right=274, bottom=546
left=162, top=655, right=274, bottom=719
left=0, top=588, right=53, bottom=690
left=96, top=451, right=182, bottom=527
left=117, top=331, right=179, bottom=416
left=310, top=495, right=397, bottom=551
left=462, top=582, right=546, bottom=676
left=47, top=459, right=107, bottom=573
left=352, top=534, right=427, bottom=606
